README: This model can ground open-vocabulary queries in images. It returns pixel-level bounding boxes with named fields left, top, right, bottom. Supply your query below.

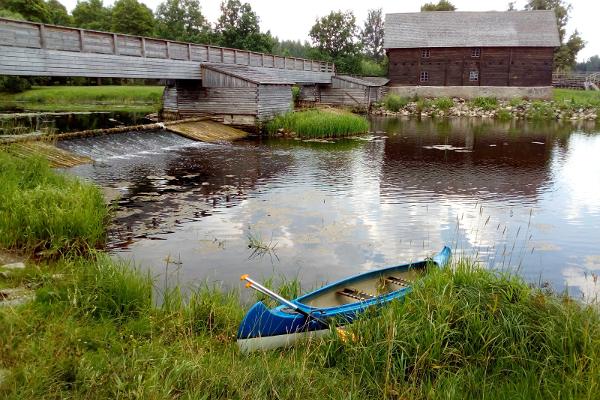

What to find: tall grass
left=469, top=96, right=499, bottom=111
left=0, top=150, right=108, bottom=256
left=382, top=94, right=410, bottom=112
left=2, top=256, right=599, bottom=399
left=266, top=109, right=369, bottom=138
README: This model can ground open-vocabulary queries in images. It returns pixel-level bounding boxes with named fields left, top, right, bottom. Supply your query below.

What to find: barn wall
left=387, top=47, right=554, bottom=87
left=202, top=68, right=257, bottom=88
left=320, top=86, right=369, bottom=107
left=257, top=85, right=293, bottom=121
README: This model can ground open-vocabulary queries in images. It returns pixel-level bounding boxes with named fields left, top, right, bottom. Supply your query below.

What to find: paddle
left=240, top=274, right=330, bottom=327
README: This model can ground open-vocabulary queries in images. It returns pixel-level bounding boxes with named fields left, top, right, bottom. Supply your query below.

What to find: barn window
left=469, top=70, right=479, bottom=81
left=472, top=48, right=481, bottom=57
left=421, top=49, right=430, bottom=58
left=420, top=71, right=429, bottom=82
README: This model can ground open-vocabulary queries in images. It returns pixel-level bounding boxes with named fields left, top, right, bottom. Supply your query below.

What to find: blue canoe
left=237, top=246, right=451, bottom=352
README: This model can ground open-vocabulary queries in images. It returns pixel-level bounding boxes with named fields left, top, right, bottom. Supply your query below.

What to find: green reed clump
left=266, top=109, right=369, bottom=138
left=469, top=96, right=499, bottom=111
left=496, top=108, right=512, bottom=121
left=433, top=97, right=454, bottom=111
left=0, top=150, right=108, bottom=256
left=527, top=101, right=556, bottom=120
left=383, top=94, right=410, bottom=112
left=324, top=262, right=600, bottom=399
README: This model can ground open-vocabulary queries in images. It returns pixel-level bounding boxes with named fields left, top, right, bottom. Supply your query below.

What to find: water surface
left=59, top=118, right=600, bottom=300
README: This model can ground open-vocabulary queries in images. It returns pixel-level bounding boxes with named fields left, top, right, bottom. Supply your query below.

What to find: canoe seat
left=386, top=276, right=411, bottom=287
left=336, top=287, right=375, bottom=301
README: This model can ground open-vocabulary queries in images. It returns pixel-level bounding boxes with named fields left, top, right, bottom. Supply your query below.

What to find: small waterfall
left=57, top=130, right=208, bottom=162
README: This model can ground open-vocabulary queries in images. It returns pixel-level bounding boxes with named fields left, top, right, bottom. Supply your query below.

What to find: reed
left=382, top=94, right=410, bottom=112
left=469, top=96, right=499, bottom=111
left=266, top=109, right=369, bottom=138
left=0, top=150, right=108, bottom=256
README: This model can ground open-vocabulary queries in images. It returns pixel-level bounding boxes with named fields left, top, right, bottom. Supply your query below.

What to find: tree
left=361, top=8, right=384, bottom=61
left=524, top=0, right=585, bottom=70
left=72, top=0, right=111, bottom=31
left=155, top=0, right=212, bottom=43
left=0, top=0, right=49, bottom=22
left=273, top=39, right=313, bottom=58
left=215, top=0, right=274, bottom=52
left=46, top=0, right=72, bottom=26
left=111, top=0, right=154, bottom=36
left=576, top=55, right=600, bottom=72
left=309, top=11, right=361, bottom=59
left=421, top=0, right=456, bottom=11
left=0, top=8, right=24, bottom=20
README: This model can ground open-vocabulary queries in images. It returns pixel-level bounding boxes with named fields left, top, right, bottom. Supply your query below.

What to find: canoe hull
left=237, top=246, right=451, bottom=352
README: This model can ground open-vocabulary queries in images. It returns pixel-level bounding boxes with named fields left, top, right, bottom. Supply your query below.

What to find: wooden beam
left=141, top=38, right=146, bottom=57
left=113, top=34, right=119, bottom=55
left=78, top=29, right=84, bottom=52
left=166, top=41, right=170, bottom=58
left=188, top=43, right=192, bottom=61
left=39, top=24, right=46, bottom=49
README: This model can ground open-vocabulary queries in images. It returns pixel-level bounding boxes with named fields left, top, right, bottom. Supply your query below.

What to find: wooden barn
left=319, top=76, right=390, bottom=108
left=384, top=11, right=560, bottom=87
left=162, top=63, right=294, bottom=126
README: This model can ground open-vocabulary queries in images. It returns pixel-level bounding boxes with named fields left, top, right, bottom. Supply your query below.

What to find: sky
left=58, top=0, right=598, bottom=61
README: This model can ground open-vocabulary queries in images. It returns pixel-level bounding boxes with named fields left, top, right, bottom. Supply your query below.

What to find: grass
left=0, top=150, right=108, bottom=257
left=1, top=257, right=599, bottom=399
left=0, top=86, right=163, bottom=113
left=382, top=94, right=410, bottom=112
left=266, top=109, right=369, bottom=139
left=433, top=97, right=454, bottom=111
left=554, top=88, right=600, bottom=109
left=469, top=96, right=499, bottom=111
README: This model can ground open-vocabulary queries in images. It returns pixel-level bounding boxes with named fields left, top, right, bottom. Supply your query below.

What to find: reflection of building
left=375, top=118, right=556, bottom=200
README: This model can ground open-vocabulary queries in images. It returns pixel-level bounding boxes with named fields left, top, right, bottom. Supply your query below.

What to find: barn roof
left=335, top=75, right=390, bottom=87
left=384, top=11, right=560, bottom=49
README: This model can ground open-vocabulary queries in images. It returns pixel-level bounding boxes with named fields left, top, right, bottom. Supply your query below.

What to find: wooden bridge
left=0, top=18, right=391, bottom=128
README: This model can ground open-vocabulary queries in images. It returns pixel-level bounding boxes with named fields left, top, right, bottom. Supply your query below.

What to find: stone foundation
left=387, top=86, right=553, bottom=100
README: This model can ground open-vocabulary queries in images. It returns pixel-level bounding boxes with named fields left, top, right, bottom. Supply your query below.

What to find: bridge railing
left=0, top=18, right=335, bottom=74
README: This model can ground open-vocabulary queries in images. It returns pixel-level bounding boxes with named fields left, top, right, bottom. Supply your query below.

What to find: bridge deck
left=0, top=18, right=334, bottom=83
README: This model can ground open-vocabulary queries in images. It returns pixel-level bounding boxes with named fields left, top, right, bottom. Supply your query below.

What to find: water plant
left=496, top=108, right=512, bottom=121
left=382, top=94, right=410, bottom=112
left=469, top=96, right=499, bottom=111
left=0, top=150, right=108, bottom=256
left=265, top=109, right=369, bottom=138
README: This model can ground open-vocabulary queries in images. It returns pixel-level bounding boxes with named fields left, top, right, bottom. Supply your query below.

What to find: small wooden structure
left=319, top=76, right=389, bottom=108
left=162, top=64, right=294, bottom=127
left=384, top=11, right=560, bottom=87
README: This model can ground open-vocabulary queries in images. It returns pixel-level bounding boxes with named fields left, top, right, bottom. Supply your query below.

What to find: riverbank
left=0, top=86, right=163, bottom=113
left=1, top=149, right=599, bottom=398
left=373, top=89, right=600, bottom=121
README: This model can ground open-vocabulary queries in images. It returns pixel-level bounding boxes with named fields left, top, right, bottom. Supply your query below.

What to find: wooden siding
left=0, top=18, right=334, bottom=80
left=257, top=85, right=292, bottom=121
left=320, top=87, right=370, bottom=107
left=387, top=47, right=554, bottom=87
left=299, top=85, right=318, bottom=102
left=202, top=68, right=257, bottom=88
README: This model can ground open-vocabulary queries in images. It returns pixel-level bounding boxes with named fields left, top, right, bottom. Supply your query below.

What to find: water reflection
left=61, top=118, right=600, bottom=300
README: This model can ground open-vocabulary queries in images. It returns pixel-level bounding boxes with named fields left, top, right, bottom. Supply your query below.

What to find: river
left=57, top=117, right=600, bottom=301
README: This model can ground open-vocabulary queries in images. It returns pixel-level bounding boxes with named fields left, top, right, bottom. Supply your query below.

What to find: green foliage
left=46, top=0, right=72, bottom=25
left=0, top=76, right=31, bottom=93
left=291, top=86, right=300, bottom=104
left=416, top=98, right=432, bottom=113
left=272, top=39, right=313, bottom=58
left=360, top=8, right=384, bottom=61
left=469, top=96, right=499, bottom=111
left=155, top=0, right=212, bottom=43
left=576, top=55, right=600, bottom=72
left=554, top=88, right=600, bottom=108
left=433, top=97, right=454, bottom=110
left=72, top=0, right=111, bottom=31
left=0, top=151, right=108, bottom=256
left=421, top=0, right=457, bottom=11
left=327, top=264, right=600, bottom=398
left=111, top=0, right=154, bottom=36
left=0, top=8, right=24, bottom=20
left=383, top=94, right=409, bottom=112
left=0, top=0, right=49, bottom=22
left=527, top=101, right=556, bottom=120
left=360, top=59, right=386, bottom=76
left=496, top=108, right=513, bottom=121
left=266, top=109, right=369, bottom=138
left=309, top=11, right=361, bottom=59
left=509, top=97, right=525, bottom=107
left=215, top=0, right=274, bottom=53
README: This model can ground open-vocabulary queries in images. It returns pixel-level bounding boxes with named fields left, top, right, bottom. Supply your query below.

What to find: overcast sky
left=58, top=0, right=598, bottom=61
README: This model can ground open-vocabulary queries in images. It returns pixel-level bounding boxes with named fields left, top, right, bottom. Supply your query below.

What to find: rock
left=201, top=182, right=210, bottom=186
left=1, top=262, right=25, bottom=270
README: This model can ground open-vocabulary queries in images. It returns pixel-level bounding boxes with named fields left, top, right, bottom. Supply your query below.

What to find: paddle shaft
left=241, top=275, right=328, bottom=325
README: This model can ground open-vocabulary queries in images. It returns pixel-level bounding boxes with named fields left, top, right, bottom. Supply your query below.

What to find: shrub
left=0, top=76, right=31, bottom=93
left=433, top=97, right=454, bottom=111
left=383, top=94, right=409, bottom=112
left=360, top=59, right=386, bottom=77
left=496, top=109, right=512, bottom=121
left=470, top=96, right=499, bottom=111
